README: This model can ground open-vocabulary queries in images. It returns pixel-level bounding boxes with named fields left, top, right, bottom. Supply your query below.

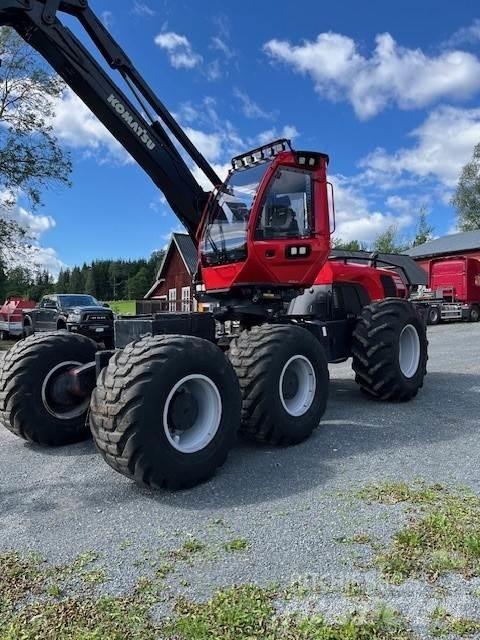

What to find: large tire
left=468, top=305, right=480, bottom=322
left=89, top=335, right=241, bottom=490
left=352, top=298, right=427, bottom=401
left=0, top=332, right=97, bottom=445
left=228, top=324, right=329, bottom=445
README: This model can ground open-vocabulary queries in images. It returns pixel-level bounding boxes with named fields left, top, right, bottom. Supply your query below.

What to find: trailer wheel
left=0, top=332, right=97, bottom=445
left=427, top=306, right=440, bottom=325
left=468, top=305, right=480, bottom=322
left=228, top=324, right=329, bottom=445
left=89, top=335, right=241, bottom=490
left=352, top=298, right=427, bottom=401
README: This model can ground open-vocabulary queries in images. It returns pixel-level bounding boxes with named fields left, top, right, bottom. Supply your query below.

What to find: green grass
left=223, top=538, right=249, bottom=552
left=430, top=606, right=480, bottom=637
left=106, top=300, right=136, bottom=315
left=358, top=482, right=480, bottom=582
left=166, top=585, right=411, bottom=640
left=0, top=551, right=414, bottom=640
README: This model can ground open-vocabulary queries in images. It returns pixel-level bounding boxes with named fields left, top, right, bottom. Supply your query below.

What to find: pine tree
left=373, top=225, right=409, bottom=254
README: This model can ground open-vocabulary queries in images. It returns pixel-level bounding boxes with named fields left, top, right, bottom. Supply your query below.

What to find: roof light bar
left=231, top=138, right=293, bottom=170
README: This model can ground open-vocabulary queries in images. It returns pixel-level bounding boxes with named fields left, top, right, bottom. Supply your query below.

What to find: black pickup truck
left=23, top=294, right=114, bottom=346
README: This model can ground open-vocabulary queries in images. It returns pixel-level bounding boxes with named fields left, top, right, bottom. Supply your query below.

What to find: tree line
left=1, top=252, right=163, bottom=302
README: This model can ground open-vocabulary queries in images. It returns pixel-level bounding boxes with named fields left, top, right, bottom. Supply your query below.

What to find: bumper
left=0, top=320, right=23, bottom=336
left=67, top=323, right=113, bottom=341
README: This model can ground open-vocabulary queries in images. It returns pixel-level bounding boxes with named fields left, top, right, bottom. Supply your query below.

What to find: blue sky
left=19, top=0, right=480, bottom=274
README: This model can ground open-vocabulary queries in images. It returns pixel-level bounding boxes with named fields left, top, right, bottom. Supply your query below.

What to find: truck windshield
left=201, top=161, right=271, bottom=266
left=59, top=295, right=99, bottom=308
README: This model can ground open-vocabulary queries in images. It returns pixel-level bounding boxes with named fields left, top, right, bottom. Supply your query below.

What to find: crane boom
left=0, top=0, right=221, bottom=239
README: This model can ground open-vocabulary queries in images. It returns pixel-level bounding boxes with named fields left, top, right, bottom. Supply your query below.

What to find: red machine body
left=316, top=261, right=407, bottom=300
left=429, top=256, right=480, bottom=304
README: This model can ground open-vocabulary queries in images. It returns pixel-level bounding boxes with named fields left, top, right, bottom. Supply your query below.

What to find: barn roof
left=144, top=233, right=197, bottom=299
left=405, top=230, right=480, bottom=259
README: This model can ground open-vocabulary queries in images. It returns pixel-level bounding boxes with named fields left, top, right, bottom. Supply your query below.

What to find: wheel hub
left=279, top=355, right=316, bottom=417
left=163, top=375, right=222, bottom=453
left=168, top=388, right=199, bottom=432
left=42, top=361, right=90, bottom=420
left=282, top=369, right=299, bottom=400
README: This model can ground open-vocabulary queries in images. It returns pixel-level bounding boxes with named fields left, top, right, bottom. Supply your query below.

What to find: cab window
left=256, top=168, right=313, bottom=240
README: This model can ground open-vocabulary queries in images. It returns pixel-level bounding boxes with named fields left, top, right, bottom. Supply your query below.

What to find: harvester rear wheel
left=352, top=298, right=427, bottom=401
left=228, top=324, right=329, bottom=445
left=0, top=331, right=97, bottom=445
left=89, top=335, right=241, bottom=490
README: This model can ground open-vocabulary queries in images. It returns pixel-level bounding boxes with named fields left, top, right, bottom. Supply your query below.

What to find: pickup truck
left=23, top=294, right=114, bottom=346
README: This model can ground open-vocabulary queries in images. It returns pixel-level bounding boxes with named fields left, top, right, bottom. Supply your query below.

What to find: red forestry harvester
left=0, top=0, right=428, bottom=489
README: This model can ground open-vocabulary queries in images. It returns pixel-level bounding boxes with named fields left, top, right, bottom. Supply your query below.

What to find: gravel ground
left=1, top=323, right=480, bottom=637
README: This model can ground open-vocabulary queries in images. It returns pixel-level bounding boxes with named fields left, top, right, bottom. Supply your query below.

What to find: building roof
left=330, top=250, right=428, bottom=286
left=144, top=233, right=197, bottom=299
left=173, top=233, right=198, bottom=274
left=405, top=230, right=480, bottom=259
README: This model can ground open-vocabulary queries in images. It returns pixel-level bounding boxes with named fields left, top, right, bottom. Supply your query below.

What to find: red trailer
left=0, top=298, right=36, bottom=339
left=411, top=256, right=480, bottom=324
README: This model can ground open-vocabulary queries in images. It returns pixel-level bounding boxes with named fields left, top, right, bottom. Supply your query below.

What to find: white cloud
left=53, top=90, right=130, bottom=164
left=233, top=88, right=273, bottom=119
left=264, top=31, right=480, bottom=119
left=256, top=125, right=299, bottom=145
left=183, top=128, right=222, bottom=162
left=446, top=19, right=480, bottom=47
left=331, top=175, right=412, bottom=242
left=23, top=246, right=65, bottom=278
left=101, top=10, right=113, bottom=29
left=211, top=36, right=233, bottom=59
left=131, top=1, right=156, bottom=17
left=360, top=105, right=480, bottom=188
left=155, top=32, right=203, bottom=69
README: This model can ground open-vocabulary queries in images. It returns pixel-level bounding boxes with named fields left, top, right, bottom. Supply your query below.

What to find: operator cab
left=199, top=140, right=332, bottom=297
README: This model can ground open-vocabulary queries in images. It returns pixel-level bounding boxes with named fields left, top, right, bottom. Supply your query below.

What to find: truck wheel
left=0, top=332, right=97, bottom=445
left=468, top=305, right=480, bottom=322
left=228, top=324, right=329, bottom=445
left=428, top=306, right=440, bottom=325
left=89, top=335, right=241, bottom=490
left=352, top=298, right=427, bottom=401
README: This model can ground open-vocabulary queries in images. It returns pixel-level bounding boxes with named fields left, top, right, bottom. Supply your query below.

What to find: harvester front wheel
left=0, top=332, right=97, bottom=445
left=89, top=335, right=241, bottom=490
left=352, top=298, right=427, bottom=401
left=228, top=324, right=329, bottom=445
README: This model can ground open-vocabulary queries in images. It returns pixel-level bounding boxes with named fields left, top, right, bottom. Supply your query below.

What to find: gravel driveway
left=1, top=323, right=479, bottom=636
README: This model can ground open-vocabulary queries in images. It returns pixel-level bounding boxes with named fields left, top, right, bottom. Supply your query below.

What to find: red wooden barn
left=144, top=233, right=197, bottom=311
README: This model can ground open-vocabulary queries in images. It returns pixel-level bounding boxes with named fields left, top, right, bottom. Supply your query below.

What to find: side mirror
left=103, top=303, right=110, bottom=308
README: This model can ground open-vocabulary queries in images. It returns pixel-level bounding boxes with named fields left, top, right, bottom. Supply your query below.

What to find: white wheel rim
left=399, top=325, right=421, bottom=378
left=279, top=355, right=316, bottom=417
left=163, top=374, right=222, bottom=453
left=41, top=361, right=90, bottom=420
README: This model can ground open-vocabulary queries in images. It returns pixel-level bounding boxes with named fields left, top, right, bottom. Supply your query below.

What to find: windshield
left=201, top=161, right=271, bottom=266
left=59, top=295, right=99, bottom=308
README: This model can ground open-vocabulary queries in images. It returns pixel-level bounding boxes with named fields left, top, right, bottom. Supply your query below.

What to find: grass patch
left=358, top=482, right=480, bottom=582
left=0, top=551, right=413, bottom=640
left=169, top=539, right=206, bottom=563
left=358, top=481, right=446, bottom=505
left=430, top=606, right=480, bottom=637
left=165, top=584, right=411, bottom=639
left=107, top=300, right=135, bottom=315
left=0, top=552, right=44, bottom=609
left=223, top=538, right=249, bottom=552
left=1, top=595, right=158, bottom=640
